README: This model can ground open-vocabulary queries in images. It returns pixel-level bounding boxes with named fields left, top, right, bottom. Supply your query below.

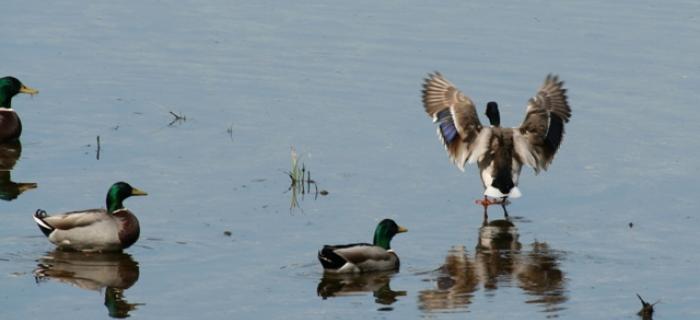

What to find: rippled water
left=2, top=1, right=699, bottom=319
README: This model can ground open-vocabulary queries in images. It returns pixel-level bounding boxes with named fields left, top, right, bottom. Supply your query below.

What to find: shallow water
left=2, top=1, right=700, bottom=319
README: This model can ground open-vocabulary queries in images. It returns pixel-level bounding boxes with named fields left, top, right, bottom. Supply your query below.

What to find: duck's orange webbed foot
left=474, top=197, right=509, bottom=207
left=475, top=197, right=511, bottom=219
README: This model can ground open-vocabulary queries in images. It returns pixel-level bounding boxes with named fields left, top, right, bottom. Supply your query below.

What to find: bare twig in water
left=96, top=136, right=101, bottom=160
left=168, top=111, right=186, bottom=126
left=227, top=123, right=234, bottom=141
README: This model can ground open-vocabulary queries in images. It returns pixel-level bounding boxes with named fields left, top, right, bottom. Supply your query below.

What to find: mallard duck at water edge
left=0, top=76, right=38, bottom=142
left=318, top=219, right=407, bottom=273
left=421, top=73, right=572, bottom=217
left=33, top=182, right=147, bottom=252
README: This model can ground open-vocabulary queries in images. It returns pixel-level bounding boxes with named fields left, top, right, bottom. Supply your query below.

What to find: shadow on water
left=33, top=250, right=144, bottom=318
left=317, top=271, right=406, bottom=311
left=0, top=141, right=37, bottom=201
left=419, top=217, right=567, bottom=315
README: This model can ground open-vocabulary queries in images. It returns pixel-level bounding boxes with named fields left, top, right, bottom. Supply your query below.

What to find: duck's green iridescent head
left=0, top=76, right=38, bottom=108
left=106, top=182, right=148, bottom=213
left=372, top=219, right=407, bottom=250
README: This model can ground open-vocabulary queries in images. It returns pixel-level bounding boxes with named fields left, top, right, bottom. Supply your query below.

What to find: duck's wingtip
left=318, top=246, right=346, bottom=270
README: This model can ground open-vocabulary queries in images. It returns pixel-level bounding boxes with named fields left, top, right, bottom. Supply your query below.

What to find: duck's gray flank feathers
left=319, top=244, right=400, bottom=273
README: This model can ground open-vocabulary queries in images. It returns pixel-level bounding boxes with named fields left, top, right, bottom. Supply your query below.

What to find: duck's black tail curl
left=33, top=209, right=53, bottom=237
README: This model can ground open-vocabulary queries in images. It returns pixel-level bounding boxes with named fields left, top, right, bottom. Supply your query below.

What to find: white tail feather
left=33, top=215, right=53, bottom=230
left=484, top=186, right=522, bottom=199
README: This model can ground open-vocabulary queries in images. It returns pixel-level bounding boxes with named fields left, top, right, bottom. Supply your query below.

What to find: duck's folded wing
left=422, top=72, right=487, bottom=171
left=41, top=209, right=109, bottom=230
left=332, top=244, right=393, bottom=264
left=514, top=74, right=571, bottom=173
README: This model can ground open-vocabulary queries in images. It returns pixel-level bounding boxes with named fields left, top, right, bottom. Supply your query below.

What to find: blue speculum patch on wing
left=436, top=109, right=458, bottom=144
left=440, top=121, right=458, bottom=144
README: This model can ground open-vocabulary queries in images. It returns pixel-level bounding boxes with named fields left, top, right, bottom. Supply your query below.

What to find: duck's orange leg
left=475, top=196, right=492, bottom=222
left=475, top=196, right=511, bottom=220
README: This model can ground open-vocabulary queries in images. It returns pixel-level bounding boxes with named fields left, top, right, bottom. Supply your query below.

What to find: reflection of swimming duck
left=0, top=171, right=37, bottom=201
left=318, top=219, right=407, bottom=273
left=33, top=182, right=148, bottom=252
left=34, top=250, right=140, bottom=290
left=421, top=73, right=571, bottom=216
left=0, top=140, right=22, bottom=170
left=317, top=271, right=406, bottom=306
left=0, top=141, right=37, bottom=201
left=34, top=250, right=142, bottom=318
left=0, top=76, right=38, bottom=142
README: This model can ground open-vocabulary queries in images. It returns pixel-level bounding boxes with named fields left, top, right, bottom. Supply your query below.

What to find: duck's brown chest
left=0, top=110, right=21, bottom=142
left=113, top=210, right=141, bottom=249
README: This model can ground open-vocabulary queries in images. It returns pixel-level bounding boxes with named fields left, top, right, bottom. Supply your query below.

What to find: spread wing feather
left=515, top=74, right=571, bottom=172
left=422, top=72, right=486, bottom=170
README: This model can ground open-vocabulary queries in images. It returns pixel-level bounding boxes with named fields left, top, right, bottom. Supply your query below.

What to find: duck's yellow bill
left=19, top=85, right=39, bottom=96
left=131, top=188, right=148, bottom=196
left=397, top=226, right=408, bottom=233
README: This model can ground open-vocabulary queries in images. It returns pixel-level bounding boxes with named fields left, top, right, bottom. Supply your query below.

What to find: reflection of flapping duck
left=420, top=219, right=567, bottom=315
left=317, top=271, right=406, bottom=306
left=514, top=241, right=567, bottom=312
left=476, top=219, right=567, bottom=311
left=474, top=219, right=522, bottom=290
left=418, top=246, right=478, bottom=312
left=34, top=250, right=143, bottom=318
left=0, top=141, right=37, bottom=201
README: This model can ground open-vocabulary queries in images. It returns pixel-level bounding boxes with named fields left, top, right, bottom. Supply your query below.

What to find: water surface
left=2, top=1, right=699, bottom=319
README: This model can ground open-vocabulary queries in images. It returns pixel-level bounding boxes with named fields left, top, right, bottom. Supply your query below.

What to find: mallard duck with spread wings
left=421, top=72, right=571, bottom=217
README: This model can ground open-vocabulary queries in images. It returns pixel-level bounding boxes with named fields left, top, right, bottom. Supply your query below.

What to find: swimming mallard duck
left=0, top=76, right=38, bottom=142
left=421, top=73, right=571, bottom=217
left=33, top=182, right=147, bottom=252
left=318, top=219, right=407, bottom=273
